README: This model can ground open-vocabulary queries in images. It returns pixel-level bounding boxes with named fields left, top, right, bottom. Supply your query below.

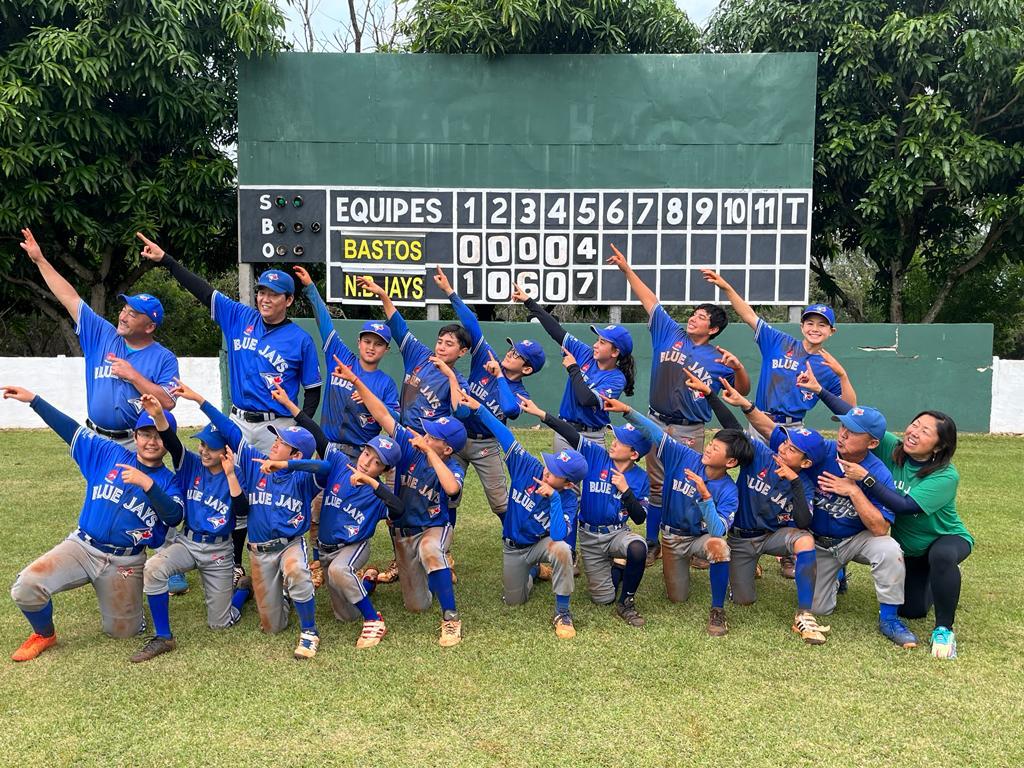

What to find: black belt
left=503, top=537, right=534, bottom=550
left=565, top=420, right=600, bottom=432
left=660, top=524, right=695, bottom=537
left=318, top=540, right=344, bottom=553
left=465, top=431, right=491, bottom=440
left=648, top=408, right=701, bottom=427
left=395, top=526, right=433, bottom=537
left=248, top=535, right=300, bottom=553
left=579, top=522, right=626, bottom=535
left=814, top=534, right=846, bottom=549
left=731, top=527, right=771, bottom=539
left=231, top=406, right=277, bottom=423
left=76, top=529, right=144, bottom=557
left=86, top=419, right=133, bottom=440
left=183, top=528, right=231, bottom=545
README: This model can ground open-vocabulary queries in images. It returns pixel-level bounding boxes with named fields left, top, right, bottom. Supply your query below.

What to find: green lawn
left=1, top=428, right=1022, bottom=768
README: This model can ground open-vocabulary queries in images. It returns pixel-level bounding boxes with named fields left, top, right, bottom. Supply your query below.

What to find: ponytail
left=617, top=352, right=635, bottom=397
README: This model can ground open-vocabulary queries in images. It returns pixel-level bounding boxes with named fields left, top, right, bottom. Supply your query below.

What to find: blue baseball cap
left=421, top=416, right=467, bottom=452
left=801, top=303, right=836, bottom=327
left=359, top=320, right=392, bottom=344
left=541, top=448, right=589, bottom=484
left=192, top=423, right=227, bottom=451
left=608, top=423, right=653, bottom=458
left=833, top=406, right=887, bottom=440
left=134, top=409, right=177, bottom=432
left=364, top=434, right=401, bottom=467
left=256, top=269, right=295, bottom=295
left=780, top=425, right=827, bottom=466
left=590, top=324, right=633, bottom=356
left=505, top=337, right=546, bottom=373
left=267, top=424, right=316, bottom=458
left=118, top=293, right=164, bottom=326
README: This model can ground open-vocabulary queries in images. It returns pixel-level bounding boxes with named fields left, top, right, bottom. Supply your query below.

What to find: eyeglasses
left=508, top=349, right=523, bottom=361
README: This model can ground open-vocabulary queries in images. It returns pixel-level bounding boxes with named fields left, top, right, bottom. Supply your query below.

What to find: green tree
left=706, top=0, right=1024, bottom=324
left=0, top=0, right=285, bottom=353
left=405, top=0, right=700, bottom=55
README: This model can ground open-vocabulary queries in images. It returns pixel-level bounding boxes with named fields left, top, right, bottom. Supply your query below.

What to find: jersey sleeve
left=155, top=348, right=180, bottom=397
left=299, top=332, right=323, bottom=388
left=755, top=437, right=778, bottom=469
left=578, top=437, right=607, bottom=468
left=711, top=479, right=739, bottom=528
left=595, top=369, right=625, bottom=401
left=657, top=432, right=701, bottom=472
left=211, top=290, right=251, bottom=334
left=70, top=425, right=101, bottom=476
left=562, top=332, right=592, bottom=365
left=648, top=304, right=681, bottom=350
left=396, top=326, right=432, bottom=373
left=74, top=301, right=115, bottom=361
left=234, top=442, right=263, bottom=490
left=504, top=441, right=543, bottom=482
left=753, top=317, right=793, bottom=356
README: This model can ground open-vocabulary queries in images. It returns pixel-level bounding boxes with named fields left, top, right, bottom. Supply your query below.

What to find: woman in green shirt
left=798, top=371, right=973, bottom=660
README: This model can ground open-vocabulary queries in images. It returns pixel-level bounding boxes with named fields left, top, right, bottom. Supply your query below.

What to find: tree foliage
left=0, top=0, right=285, bottom=353
left=405, top=0, right=700, bottom=55
left=706, top=0, right=1024, bottom=325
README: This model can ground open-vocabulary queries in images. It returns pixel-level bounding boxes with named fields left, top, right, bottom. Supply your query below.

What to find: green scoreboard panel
left=238, top=53, right=818, bottom=306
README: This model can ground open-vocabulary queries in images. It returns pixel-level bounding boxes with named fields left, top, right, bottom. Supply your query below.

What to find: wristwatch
left=862, top=475, right=876, bottom=488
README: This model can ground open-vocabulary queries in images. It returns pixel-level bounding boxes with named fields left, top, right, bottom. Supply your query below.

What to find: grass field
left=1, top=427, right=1022, bottom=768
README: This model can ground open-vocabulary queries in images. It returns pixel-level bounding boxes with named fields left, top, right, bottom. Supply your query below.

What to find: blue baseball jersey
left=176, top=451, right=234, bottom=537
left=753, top=318, right=842, bottom=420
left=576, top=438, right=650, bottom=527
left=462, top=337, right=529, bottom=436
left=316, top=445, right=391, bottom=544
left=648, top=304, right=735, bottom=424
left=388, top=313, right=469, bottom=430
left=212, top=291, right=321, bottom=415
left=76, top=302, right=179, bottom=431
left=656, top=434, right=738, bottom=535
left=234, top=441, right=322, bottom=542
left=557, top=332, right=625, bottom=429
left=391, top=424, right=464, bottom=528
left=70, top=427, right=183, bottom=550
left=734, top=427, right=816, bottom=532
left=321, top=330, right=400, bottom=447
left=501, top=440, right=577, bottom=545
left=804, top=441, right=895, bottom=539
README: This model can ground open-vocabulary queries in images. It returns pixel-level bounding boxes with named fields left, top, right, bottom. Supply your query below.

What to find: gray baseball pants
left=231, top=413, right=297, bottom=454
left=394, top=525, right=451, bottom=613
left=143, top=535, right=239, bottom=629
left=247, top=537, right=314, bottom=633
left=728, top=527, right=811, bottom=605
left=502, top=537, right=575, bottom=606
left=578, top=527, right=646, bottom=604
left=661, top=530, right=730, bottom=603
left=321, top=539, right=373, bottom=622
left=812, top=530, right=905, bottom=616
left=452, top=436, right=508, bottom=517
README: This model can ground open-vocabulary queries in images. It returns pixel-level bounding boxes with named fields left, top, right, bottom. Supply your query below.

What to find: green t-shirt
left=872, top=432, right=973, bottom=558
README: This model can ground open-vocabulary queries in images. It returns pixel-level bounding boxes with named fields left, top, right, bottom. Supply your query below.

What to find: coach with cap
left=18, top=229, right=179, bottom=448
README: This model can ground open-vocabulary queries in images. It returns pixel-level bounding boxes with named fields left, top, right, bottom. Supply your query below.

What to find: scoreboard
left=239, top=185, right=812, bottom=306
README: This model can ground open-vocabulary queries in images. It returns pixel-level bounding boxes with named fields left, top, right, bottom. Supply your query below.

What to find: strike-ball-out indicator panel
left=239, top=186, right=812, bottom=305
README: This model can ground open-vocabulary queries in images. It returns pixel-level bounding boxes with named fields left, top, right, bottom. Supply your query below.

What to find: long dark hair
left=617, top=351, right=635, bottom=396
left=892, top=410, right=958, bottom=479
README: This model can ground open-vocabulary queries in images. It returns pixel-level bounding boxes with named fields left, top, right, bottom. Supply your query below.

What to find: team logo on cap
left=437, top=417, right=450, bottom=425
left=797, top=428, right=812, bottom=437
left=557, top=451, right=571, bottom=463
left=810, top=305, right=827, bottom=312
left=371, top=323, right=385, bottom=332
left=851, top=407, right=865, bottom=416
left=266, top=273, right=279, bottom=281
left=379, top=438, right=394, bottom=449
left=604, top=325, right=615, bottom=331
left=139, top=294, right=152, bottom=300
left=286, top=426, right=301, bottom=433
left=522, top=340, right=534, bottom=347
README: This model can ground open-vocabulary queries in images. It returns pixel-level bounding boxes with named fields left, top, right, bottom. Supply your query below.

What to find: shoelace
left=442, top=620, right=460, bottom=634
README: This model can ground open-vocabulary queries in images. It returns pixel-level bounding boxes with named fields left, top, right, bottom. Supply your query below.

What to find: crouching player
left=4, top=386, right=183, bottom=661
left=603, top=395, right=754, bottom=636
left=171, top=380, right=327, bottom=659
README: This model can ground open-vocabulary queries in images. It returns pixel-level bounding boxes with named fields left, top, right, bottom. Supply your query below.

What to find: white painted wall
left=990, top=357, right=1024, bottom=434
left=0, top=357, right=222, bottom=429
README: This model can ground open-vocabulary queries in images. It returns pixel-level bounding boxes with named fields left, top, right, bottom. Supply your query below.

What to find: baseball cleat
left=536, top=563, right=553, bottom=582
left=232, top=565, right=245, bottom=588
left=779, top=555, right=796, bottom=579
left=644, top=542, right=661, bottom=568
left=707, top=607, right=728, bottom=637
left=879, top=618, right=918, bottom=649
left=130, top=635, right=177, bottom=663
left=792, top=611, right=829, bottom=645
left=930, top=626, right=957, bottom=659
left=375, top=559, right=399, bottom=584
left=615, top=597, right=646, bottom=627
left=356, top=615, right=387, bottom=649
left=11, top=632, right=57, bottom=662
left=553, top=611, right=576, bottom=639
left=690, top=555, right=710, bottom=570
left=439, top=612, right=462, bottom=647
left=168, top=573, right=189, bottom=596
left=755, top=562, right=764, bottom=579
left=294, top=630, right=320, bottom=659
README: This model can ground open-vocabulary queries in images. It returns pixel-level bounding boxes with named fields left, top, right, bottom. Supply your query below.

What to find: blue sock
left=646, top=504, right=662, bottom=545
left=448, top=508, right=457, bottom=528
left=837, top=566, right=846, bottom=582
left=230, top=584, right=250, bottom=612
left=294, top=596, right=317, bottom=632
left=555, top=594, right=571, bottom=614
left=147, top=592, right=172, bottom=638
left=709, top=562, right=729, bottom=608
left=879, top=603, right=899, bottom=622
left=427, top=569, right=457, bottom=614
left=22, top=601, right=55, bottom=637
left=362, top=578, right=377, bottom=596
left=529, top=565, right=539, bottom=580
left=794, top=550, right=816, bottom=611
left=355, top=596, right=378, bottom=621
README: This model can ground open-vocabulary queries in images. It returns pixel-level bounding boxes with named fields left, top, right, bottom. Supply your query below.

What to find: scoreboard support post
left=609, top=306, right=622, bottom=324
left=238, top=263, right=254, bottom=307
left=427, top=305, right=440, bottom=321
left=788, top=305, right=802, bottom=322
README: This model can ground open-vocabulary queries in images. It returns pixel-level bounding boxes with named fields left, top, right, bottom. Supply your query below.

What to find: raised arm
left=295, top=268, right=336, bottom=346
left=684, top=369, right=742, bottom=431
left=2, top=387, right=79, bottom=445
left=139, top=393, right=184, bottom=468
left=797, top=363, right=853, bottom=416
left=718, top=377, right=775, bottom=439
left=701, top=269, right=758, bottom=330
left=562, top=347, right=601, bottom=408
left=332, top=357, right=396, bottom=436
left=269, top=384, right=328, bottom=457
left=355, top=275, right=398, bottom=320
left=435, top=267, right=484, bottom=348
left=137, top=233, right=215, bottom=308
left=454, top=391, right=515, bottom=453
left=608, top=397, right=666, bottom=447
left=818, top=349, right=858, bottom=406
left=606, top=244, right=658, bottom=315
left=19, top=229, right=81, bottom=318
left=513, top=283, right=568, bottom=346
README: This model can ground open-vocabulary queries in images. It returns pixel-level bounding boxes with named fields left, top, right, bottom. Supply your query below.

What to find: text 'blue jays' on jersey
left=647, top=304, right=735, bottom=424
left=70, top=428, right=182, bottom=550
left=656, top=433, right=738, bottom=536
left=576, top=438, right=650, bottom=527
left=212, top=291, right=321, bottom=415
left=502, top=440, right=577, bottom=545
left=557, top=332, right=625, bottom=429
left=388, top=314, right=468, bottom=430
left=321, top=330, right=400, bottom=447
left=804, top=440, right=895, bottom=539
left=391, top=424, right=464, bottom=529
left=76, top=302, right=179, bottom=431
left=235, top=441, right=322, bottom=542
left=316, top=444, right=391, bottom=544
left=734, top=427, right=815, bottom=532
left=753, top=318, right=842, bottom=419
left=176, top=450, right=234, bottom=537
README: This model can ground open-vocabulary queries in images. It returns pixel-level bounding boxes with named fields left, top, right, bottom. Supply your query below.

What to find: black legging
left=898, top=534, right=971, bottom=629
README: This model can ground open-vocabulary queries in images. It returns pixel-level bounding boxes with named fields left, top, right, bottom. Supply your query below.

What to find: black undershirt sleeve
left=161, top=254, right=215, bottom=307
left=567, top=364, right=600, bottom=408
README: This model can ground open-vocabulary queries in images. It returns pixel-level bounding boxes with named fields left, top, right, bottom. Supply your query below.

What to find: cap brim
left=359, top=330, right=390, bottom=343
left=505, top=336, right=515, bottom=348
left=801, top=311, right=834, bottom=326
left=833, top=414, right=868, bottom=434
left=256, top=282, right=289, bottom=294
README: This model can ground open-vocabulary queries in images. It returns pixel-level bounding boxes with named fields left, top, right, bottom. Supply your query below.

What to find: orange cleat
left=11, top=632, right=57, bottom=662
